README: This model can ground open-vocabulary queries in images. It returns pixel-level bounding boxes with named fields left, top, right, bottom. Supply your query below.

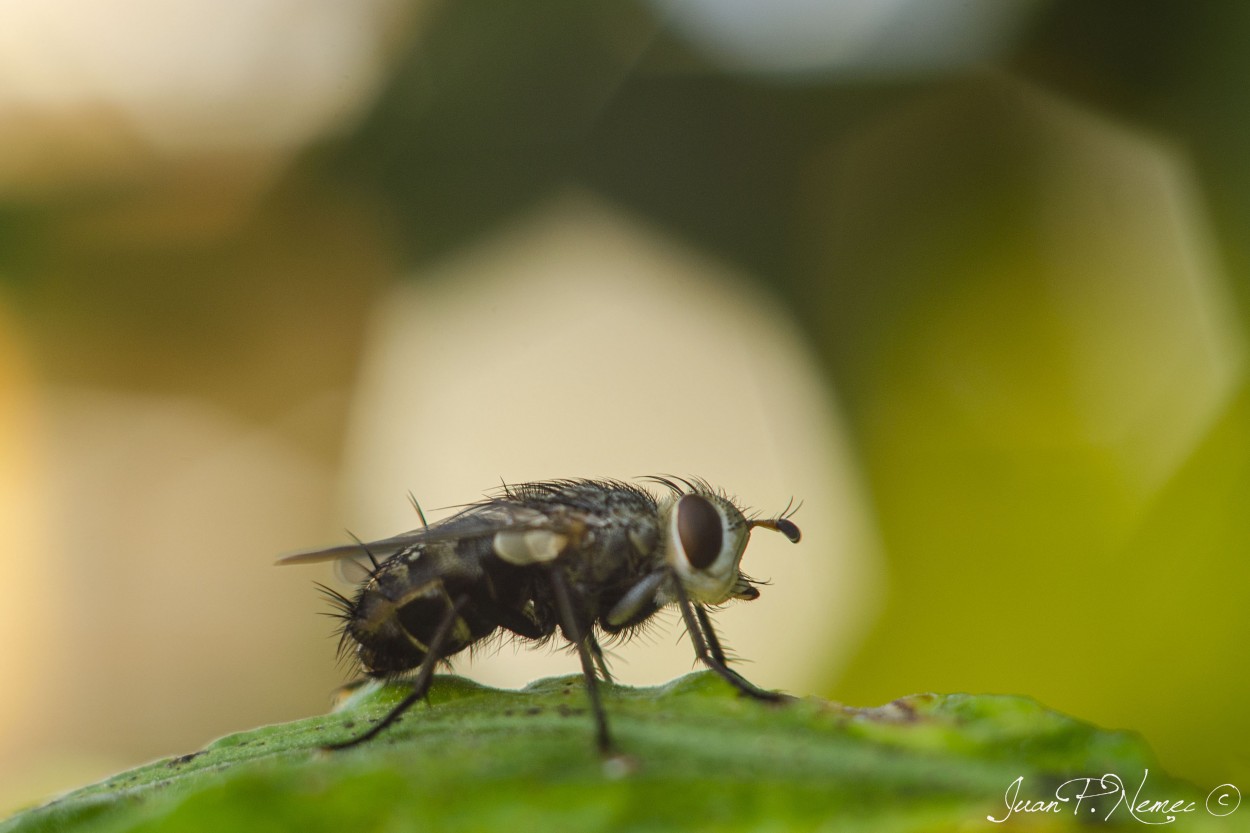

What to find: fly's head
left=656, top=483, right=801, bottom=605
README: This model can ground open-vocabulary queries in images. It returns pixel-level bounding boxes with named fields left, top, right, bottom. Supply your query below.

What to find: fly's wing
left=275, top=501, right=577, bottom=569
left=276, top=530, right=444, bottom=568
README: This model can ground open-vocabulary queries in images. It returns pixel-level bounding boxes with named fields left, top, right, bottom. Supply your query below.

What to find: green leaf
left=1, top=673, right=1227, bottom=832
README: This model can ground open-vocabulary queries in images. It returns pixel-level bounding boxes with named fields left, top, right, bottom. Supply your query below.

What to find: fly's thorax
left=659, top=492, right=751, bottom=604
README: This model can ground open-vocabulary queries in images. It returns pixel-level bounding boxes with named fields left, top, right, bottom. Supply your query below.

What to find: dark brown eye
left=677, top=494, right=723, bottom=569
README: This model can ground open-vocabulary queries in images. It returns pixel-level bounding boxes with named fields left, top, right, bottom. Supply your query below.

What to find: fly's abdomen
left=347, top=543, right=494, bottom=678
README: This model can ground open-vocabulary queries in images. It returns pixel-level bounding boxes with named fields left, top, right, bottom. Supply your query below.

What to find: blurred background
left=1, top=0, right=1248, bottom=813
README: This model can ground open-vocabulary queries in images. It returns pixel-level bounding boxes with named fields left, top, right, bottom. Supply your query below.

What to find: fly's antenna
left=747, top=518, right=801, bottom=543
left=407, top=491, right=429, bottom=529
left=747, top=501, right=802, bottom=544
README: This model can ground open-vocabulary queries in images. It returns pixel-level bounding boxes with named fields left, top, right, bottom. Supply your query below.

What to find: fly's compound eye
left=667, top=493, right=748, bottom=604
left=676, top=494, right=723, bottom=569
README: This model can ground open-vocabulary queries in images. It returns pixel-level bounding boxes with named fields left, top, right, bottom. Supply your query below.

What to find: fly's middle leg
left=546, top=567, right=615, bottom=756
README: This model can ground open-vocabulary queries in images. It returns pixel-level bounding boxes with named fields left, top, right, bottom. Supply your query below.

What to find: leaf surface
left=2, top=673, right=1228, bottom=832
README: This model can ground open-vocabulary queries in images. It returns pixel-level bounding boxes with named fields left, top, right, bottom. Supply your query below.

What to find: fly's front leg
left=547, top=567, right=614, bottom=755
left=673, top=575, right=784, bottom=703
left=325, top=595, right=469, bottom=751
left=693, top=605, right=782, bottom=701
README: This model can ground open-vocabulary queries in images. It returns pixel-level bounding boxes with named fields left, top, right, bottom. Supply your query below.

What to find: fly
left=279, top=477, right=801, bottom=756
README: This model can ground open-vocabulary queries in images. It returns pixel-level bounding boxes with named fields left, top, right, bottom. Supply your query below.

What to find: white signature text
left=988, top=771, right=1241, bottom=825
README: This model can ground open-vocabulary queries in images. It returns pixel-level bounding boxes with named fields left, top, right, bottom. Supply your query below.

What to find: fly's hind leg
left=673, top=576, right=784, bottom=703
left=324, top=594, right=469, bottom=751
